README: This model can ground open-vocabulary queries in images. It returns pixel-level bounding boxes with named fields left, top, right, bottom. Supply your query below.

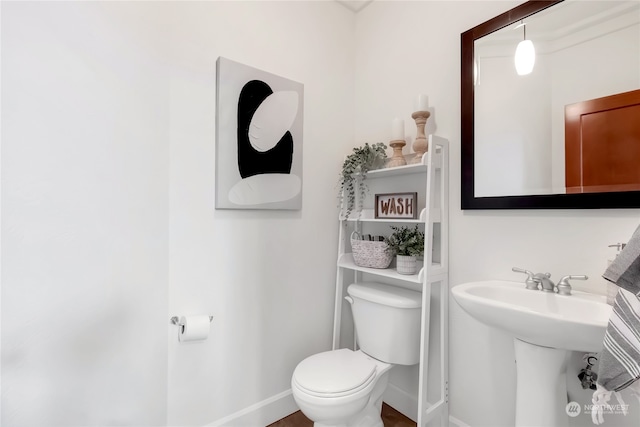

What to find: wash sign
left=375, top=192, right=418, bottom=219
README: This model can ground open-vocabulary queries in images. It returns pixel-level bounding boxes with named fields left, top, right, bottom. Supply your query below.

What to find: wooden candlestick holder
left=386, top=139, right=407, bottom=168
left=410, top=110, right=431, bottom=164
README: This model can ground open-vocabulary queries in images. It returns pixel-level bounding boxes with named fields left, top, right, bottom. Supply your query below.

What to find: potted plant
left=337, top=142, right=387, bottom=219
left=384, top=225, right=425, bottom=275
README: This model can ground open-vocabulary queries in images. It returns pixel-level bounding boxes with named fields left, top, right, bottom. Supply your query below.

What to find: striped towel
left=592, top=290, right=640, bottom=424
left=597, top=289, right=640, bottom=390
left=603, top=224, right=640, bottom=297
left=593, top=225, right=640, bottom=424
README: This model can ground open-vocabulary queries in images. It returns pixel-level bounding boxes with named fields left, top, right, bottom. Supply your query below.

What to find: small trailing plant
left=337, top=142, right=387, bottom=219
left=384, top=225, right=425, bottom=257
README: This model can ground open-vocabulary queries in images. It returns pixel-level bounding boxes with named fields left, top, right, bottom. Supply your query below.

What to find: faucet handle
left=512, top=267, right=539, bottom=290
left=557, top=275, right=588, bottom=296
left=512, top=267, right=533, bottom=276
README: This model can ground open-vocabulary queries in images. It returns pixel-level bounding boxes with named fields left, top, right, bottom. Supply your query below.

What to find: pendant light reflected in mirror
left=514, top=21, right=535, bottom=75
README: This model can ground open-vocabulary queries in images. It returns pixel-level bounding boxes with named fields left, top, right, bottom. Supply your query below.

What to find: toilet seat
left=292, top=349, right=377, bottom=398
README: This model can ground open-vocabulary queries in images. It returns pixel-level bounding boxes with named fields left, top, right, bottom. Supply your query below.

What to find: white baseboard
left=206, top=385, right=469, bottom=427
left=448, top=415, right=470, bottom=427
left=383, top=384, right=470, bottom=427
left=383, top=383, right=418, bottom=422
left=206, top=389, right=298, bottom=427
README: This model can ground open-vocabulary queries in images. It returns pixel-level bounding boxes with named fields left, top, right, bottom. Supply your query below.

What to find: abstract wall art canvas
left=215, top=57, right=304, bottom=210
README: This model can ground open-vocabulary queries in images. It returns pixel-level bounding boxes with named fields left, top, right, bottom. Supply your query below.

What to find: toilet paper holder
left=170, top=315, right=214, bottom=326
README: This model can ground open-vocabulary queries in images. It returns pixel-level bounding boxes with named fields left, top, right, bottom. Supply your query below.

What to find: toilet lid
left=293, top=349, right=376, bottom=396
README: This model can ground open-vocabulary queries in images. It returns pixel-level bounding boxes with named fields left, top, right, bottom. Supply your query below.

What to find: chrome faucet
left=512, top=268, right=552, bottom=291
left=511, top=267, right=539, bottom=290
left=556, top=275, right=588, bottom=296
left=512, top=267, right=588, bottom=295
left=532, top=273, right=555, bottom=292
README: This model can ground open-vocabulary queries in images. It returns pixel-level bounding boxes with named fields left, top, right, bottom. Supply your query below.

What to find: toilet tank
left=347, top=281, right=423, bottom=366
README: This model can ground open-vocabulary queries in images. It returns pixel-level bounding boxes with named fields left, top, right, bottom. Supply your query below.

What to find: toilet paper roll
left=178, top=315, right=211, bottom=342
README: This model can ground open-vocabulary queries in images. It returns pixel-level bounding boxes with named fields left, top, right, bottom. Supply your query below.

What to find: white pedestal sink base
left=514, top=339, right=569, bottom=427
left=452, top=281, right=612, bottom=427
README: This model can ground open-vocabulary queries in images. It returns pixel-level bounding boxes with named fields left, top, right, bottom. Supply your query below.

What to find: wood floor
left=267, top=403, right=416, bottom=427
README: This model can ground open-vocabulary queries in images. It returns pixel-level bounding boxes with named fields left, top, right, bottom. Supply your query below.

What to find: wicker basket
left=350, top=231, right=393, bottom=269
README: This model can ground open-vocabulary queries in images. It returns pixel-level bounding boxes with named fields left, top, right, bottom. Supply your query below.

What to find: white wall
left=165, top=1, right=354, bottom=425
left=2, top=1, right=355, bottom=426
left=475, top=53, right=552, bottom=196
left=2, top=2, right=170, bottom=425
left=354, top=1, right=640, bottom=426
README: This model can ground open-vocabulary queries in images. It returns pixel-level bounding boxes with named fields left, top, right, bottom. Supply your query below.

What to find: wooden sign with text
left=375, top=192, right=418, bottom=219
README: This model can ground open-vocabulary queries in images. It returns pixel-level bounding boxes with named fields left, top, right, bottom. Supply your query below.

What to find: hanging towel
left=594, top=225, right=640, bottom=424
left=597, top=289, right=640, bottom=391
left=592, top=288, right=640, bottom=424
left=592, top=372, right=640, bottom=425
left=603, top=224, right=640, bottom=296
left=591, top=384, right=629, bottom=425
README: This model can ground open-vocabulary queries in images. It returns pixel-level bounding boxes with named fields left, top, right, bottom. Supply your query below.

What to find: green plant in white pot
left=337, top=142, right=387, bottom=219
left=384, top=225, right=425, bottom=275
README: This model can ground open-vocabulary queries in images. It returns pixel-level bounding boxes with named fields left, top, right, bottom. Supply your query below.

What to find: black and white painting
left=215, top=57, right=303, bottom=210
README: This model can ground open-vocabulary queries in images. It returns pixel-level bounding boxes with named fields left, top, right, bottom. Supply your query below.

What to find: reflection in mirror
left=461, top=0, right=640, bottom=209
left=474, top=0, right=640, bottom=197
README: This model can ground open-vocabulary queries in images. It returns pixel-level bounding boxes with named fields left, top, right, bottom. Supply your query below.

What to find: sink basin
left=453, top=280, right=615, bottom=427
left=452, top=280, right=612, bottom=352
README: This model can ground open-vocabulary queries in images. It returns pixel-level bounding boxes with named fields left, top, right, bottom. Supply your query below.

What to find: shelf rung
left=338, top=253, right=423, bottom=284
left=339, top=208, right=440, bottom=223
left=367, top=162, right=427, bottom=178
left=421, top=399, right=445, bottom=425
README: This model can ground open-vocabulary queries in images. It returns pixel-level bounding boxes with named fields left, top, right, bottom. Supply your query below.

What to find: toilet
left=291, top=281, right=422, bottom=427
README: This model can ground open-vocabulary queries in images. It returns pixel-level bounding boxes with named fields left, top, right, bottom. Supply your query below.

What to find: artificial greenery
left=337, top=142, right=387, bottom=219
left=384, top=225, right=425, bottom=257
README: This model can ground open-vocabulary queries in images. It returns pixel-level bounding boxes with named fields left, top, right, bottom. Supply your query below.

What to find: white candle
left=416, top=94, right=429, bottom=111
left=391, top=118, right=404, bottom=140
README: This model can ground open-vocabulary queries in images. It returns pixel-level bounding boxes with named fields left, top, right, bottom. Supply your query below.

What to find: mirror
left=461, top=0, right=640, bottom=209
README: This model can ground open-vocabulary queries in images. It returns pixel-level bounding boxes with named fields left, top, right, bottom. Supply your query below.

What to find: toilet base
left=313, top=404, right=382, bottom=427
left=292, top=350, right=394, bottom=427
left=312, top=371, right=388, bottom=427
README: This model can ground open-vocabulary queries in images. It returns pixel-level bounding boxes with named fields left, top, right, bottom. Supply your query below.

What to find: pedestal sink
left=452, top=280, right=613, bottom=427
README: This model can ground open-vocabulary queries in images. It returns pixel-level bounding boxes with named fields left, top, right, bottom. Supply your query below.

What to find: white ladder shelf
left=332, top=135, right=449, bottom=427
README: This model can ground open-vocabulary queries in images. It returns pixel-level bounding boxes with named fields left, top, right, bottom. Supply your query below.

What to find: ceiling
left=335, top=0, right=374, bottom=13
left=476, top=0, right=639, bottom=45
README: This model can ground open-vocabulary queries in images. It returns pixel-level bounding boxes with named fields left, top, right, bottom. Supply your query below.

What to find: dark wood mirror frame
left=461, top=0, right=640, bottom=210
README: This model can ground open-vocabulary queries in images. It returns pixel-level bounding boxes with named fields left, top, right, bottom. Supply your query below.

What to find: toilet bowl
left=292, top=349, right=392, bottom=427
left=291, top=282, right=423, bottom=427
